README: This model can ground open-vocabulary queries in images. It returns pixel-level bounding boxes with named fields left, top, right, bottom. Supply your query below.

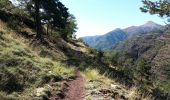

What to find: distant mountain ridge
left=83, top=28, right=127, bottom=50
left=82, top=21, right=164, bottom=51
left=124, top=21, right=163, bottom=38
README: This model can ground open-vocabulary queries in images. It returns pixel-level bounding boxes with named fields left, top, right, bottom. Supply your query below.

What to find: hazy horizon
left=60, top=0, right=166, bottom=37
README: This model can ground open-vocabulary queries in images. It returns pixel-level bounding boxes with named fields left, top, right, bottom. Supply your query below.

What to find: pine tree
left=34, top=0, right=42, bottom=39
left=140, top=0, right=170, bottom=22
left=0, top=0, right=13, bottom=10
left=15, top=0, right=74, bottom=40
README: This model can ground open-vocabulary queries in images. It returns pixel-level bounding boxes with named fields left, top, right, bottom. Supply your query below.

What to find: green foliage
left=0, top=67, right=25, bottom=93
left=0, top=92, right=16, bottom=100
left=97, top=50, right=104, bottom=62
left=83, top=69, right=100, bottom=81
left=88, top=48, right=97, bottom=55
left=60, top=14, right=78, bottom=40
left=82, top=68, right=111, bottom=84
left=105, top=51, right=119, bottom=65
left=110, top=51, right=119, bottom=65
left=134, top=58, right=151, bottom=84
left=140, top=0, right=170, bottom=22
left=123, top=58, right=133, bottom=67
left=122, top=58, right=134, bottom=78
left=7, top=16, right=20, bottom=30
left=15, top=0, right=78, bottom=40
left=52, top=63, right=75, bottom=79
left=0, top=0, right=12, bottom=9
left=41, top=0, right=69, bottom=28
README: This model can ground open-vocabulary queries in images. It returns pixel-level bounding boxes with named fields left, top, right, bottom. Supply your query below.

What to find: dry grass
left=0, top=28, right=75, bottom=99
left=127, top=86, right=154, bottom=100
left=82, top=68, right=112, bottom=84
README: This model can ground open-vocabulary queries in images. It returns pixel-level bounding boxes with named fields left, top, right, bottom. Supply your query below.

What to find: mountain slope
left=0, top=8, right=168, bottom=100
left=82, top=21, right=163, bottom=51
left=0, top=18, right=158, bottom=100
left=83, top=28, right=128, bottom=50
left=0, top=26, right=75, bottom=99
left=124, top=21, right=164, bottom=38
left=113, top=32, right=170, bottom=94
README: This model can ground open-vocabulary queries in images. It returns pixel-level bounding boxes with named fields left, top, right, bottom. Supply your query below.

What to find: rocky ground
left=85, top=81, right=130, bottom=100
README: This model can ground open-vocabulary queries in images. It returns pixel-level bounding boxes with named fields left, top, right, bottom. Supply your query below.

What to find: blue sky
left=60, top=0, right=166, bottom=37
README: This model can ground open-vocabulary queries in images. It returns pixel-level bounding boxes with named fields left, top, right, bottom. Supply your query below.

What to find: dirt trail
left=63, top=70, right=85, bottom=100
left=49, top=70, right=85, bottom=100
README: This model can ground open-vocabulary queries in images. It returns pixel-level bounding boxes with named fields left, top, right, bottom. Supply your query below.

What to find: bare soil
left=49, top=70, right=85, bottom=100
left=64, top=70, right=85, bottom=100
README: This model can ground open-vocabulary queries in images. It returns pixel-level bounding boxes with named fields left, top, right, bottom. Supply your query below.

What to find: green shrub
left=0, top=92, right=16, bottom=100
left=0, top=68, right=25, bottom=93
left=88, top=48, right=97, bottom=55
left=134, top=58, right=151, bottom=85
left=108, top=51, right=119, bottom=65
left=7, top=16, right=20, bottom=30
left=0, top=0, right=12, bottom=9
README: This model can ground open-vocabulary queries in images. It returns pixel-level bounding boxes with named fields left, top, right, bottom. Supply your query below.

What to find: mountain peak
left=146, top=21, right=157, bottom=24
left=142, top=21, right=161, bottom=27
left=114, top=28, right=122, bottom=31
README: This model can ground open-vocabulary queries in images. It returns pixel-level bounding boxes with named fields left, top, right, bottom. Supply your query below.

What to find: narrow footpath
left=64, top=70, right=85, bottom=100
left=49, top=70, right=85, bottom=100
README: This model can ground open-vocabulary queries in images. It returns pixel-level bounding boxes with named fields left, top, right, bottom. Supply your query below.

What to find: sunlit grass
left=0, top=28, right=75, bottom=99
left=127, top=86, right=154, bottom=100
left=82, top=68, right=112, bottom=84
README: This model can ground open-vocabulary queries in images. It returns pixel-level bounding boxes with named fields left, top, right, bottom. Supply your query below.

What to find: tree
left=15, top=0, right=71, bottom=40
left=97, top=50, right=104, bottom=61
left=41, top=0, right=70, bottom=38
left=0, top=0, right=13, bottom=10
left=135, top=58, right=151, bottom=84
left=140, top=0, right=170, bottom=22
left=16, top=0, right=43, bottom=39
left=60, top=14, right=77, bottom=40
left=34, top=0, right=42, bottom=39
left=111, top=51, right=119, bottom=65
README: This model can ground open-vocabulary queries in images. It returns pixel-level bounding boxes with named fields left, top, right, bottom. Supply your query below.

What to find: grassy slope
left=0, top=24, right=75, bottom=99
left=0, top=19, right=155, bottom=99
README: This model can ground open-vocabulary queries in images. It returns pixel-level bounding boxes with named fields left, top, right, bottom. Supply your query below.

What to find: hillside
left=1, top=0, right=170, bottom=100
left=0, top=9, right=162, bottom=99
left=0, top=20, right=76, bottom=99
left=82, top=21, right=163, bottom=51
left=0, top=25, right=158, bottom=100
left=112, top=31, right=170, bottom=96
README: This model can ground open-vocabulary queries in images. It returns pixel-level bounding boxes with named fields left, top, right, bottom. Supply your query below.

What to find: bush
left=7, top=16, right=20, bottom=30
left=108, top=51, right=119, bottom=65
left=0, top=68, right=25, bottom=93
left=134, top=58, right=151, bottom=85
left=0, top=0, right=12, bottom=9
left=0, top=92, right=16, bottom=100
left=88, top=48, right=97, bottom=55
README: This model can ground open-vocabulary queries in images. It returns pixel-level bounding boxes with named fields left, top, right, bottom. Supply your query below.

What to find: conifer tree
left=140, top=0, right=170, bottom=22
left=16, top=0, right=75, bottom=40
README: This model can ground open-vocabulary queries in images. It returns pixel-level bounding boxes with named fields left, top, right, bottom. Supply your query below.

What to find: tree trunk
left=47, top=23, right=49, bottom=35
left=35, top=0, right=42, bottom=40
left=51, top=25, right=53, bottom=35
